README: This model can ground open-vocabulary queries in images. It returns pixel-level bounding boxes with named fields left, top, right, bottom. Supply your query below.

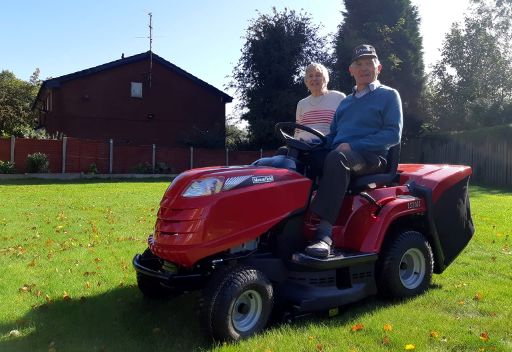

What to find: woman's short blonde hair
left=304, top=63, right=330, bottom=85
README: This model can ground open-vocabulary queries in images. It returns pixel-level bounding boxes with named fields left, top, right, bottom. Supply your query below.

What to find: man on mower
left=305, top=44, right=403, bottom=258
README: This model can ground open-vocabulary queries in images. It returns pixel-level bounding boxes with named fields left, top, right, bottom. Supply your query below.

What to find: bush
left=155, top=162, right=173, bottom=174
left=133, top=162, right=153, bottom=174
left=88, top=163, right=99, bottom=174
left=26, top=152, right=49, bottom=173
left=0, top=160, right=16, bottom=174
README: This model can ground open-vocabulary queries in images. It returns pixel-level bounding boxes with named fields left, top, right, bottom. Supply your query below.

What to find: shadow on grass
left=470, top=184, right=512, bottom=196
left=0, top=287, right=210, bottom=352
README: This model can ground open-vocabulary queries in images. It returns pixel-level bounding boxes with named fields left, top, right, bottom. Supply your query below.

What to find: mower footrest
left=291, top=250, right=378, bottom=270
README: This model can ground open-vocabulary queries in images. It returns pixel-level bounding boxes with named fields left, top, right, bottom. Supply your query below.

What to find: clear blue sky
left=1, top=0, right=469, bottom=100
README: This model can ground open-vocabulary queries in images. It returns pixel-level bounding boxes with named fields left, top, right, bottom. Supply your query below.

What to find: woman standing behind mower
left=294, top=63, right=346, bottom=143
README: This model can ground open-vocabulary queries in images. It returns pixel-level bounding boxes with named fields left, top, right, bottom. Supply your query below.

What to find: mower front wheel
left=136, top=249, right=171, bottom=299
left=200, top=265, right=273, bottom=341
left=377, top=230, right=433, bottom=299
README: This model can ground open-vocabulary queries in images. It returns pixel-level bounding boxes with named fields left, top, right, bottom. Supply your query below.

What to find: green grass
left=0, top=180, right=510, bottom=351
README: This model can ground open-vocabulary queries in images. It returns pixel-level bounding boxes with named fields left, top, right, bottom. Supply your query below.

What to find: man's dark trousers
left=310, top=149, right=387, bottom=226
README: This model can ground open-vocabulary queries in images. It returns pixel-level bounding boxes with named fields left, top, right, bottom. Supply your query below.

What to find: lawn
left=0, top=179, right=510, bottom=352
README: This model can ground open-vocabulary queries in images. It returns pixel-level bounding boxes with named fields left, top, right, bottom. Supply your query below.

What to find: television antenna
left=148, top=12, right=153, bottom=88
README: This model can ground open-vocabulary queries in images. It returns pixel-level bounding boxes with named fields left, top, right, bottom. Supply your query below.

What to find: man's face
left=349, top=57, right=382, bottom=87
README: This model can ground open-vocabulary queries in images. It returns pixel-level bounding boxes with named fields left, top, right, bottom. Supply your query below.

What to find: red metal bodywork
left=149, top=163, right=472, bottom=267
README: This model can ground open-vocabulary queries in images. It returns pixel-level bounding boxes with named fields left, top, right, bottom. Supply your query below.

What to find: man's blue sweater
left=327, top=84, right=403, bottom=157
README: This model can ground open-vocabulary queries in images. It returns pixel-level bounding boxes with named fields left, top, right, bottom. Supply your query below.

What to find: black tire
left=136, top=249, right=170, bottom=299
left=377, top=230, right=433, bottom=299
left=200, top=265, right=273, bottom=341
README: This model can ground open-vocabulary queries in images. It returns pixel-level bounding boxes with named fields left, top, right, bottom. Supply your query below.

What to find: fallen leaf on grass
left=351, top=323, right=364, bottom=332
left=430, top=330, right=440, bottom=338
left=405, top=344, right=415, bottom=350
left=383, top=323, right=393, bottom=331
left=63, top=291, right=71, bottom=301
left=48, top=341, right=56, bottom=352
left=19, top=283, right=36, bottom=293
left=382, top=336, right=391, bottom=345
left=474, top=292, right=483, bottom=301
left=316, top=343, right=324, bottom=351
left=480, top=331, right=490, bottom=342
left=9, top=330, right=21, bottom=337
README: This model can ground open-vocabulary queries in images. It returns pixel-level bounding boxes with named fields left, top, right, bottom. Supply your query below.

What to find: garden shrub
left=0, top=160, right=16, bottom=174
left=155, top=162, right=173, bottom=174
left=133, top=162, right=153, bottom=174
left=88, top=163, right=99, bottom=174
left=26, top=152, right=49, bottom=173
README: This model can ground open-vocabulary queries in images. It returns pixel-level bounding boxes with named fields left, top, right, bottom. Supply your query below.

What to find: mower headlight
left=182, top=177, right=224, bottom=197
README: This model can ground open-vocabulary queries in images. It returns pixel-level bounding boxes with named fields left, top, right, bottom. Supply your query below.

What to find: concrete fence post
left=62, top=137, right=68, bottom=173
left=10, top=136, right=15, bottom=163
left=109, top=139, right=113, bottom=174
left=152, top=144, right=156, bottom=173
left=190, top=146, right=194, bottom=169
left=226, top=148, right=229, bottom=166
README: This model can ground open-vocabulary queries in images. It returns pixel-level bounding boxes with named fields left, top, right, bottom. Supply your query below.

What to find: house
left=32, top=51, right=232, bottom=147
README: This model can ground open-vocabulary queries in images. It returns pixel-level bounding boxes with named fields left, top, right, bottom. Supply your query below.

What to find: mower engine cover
left=149, top=165, right=312, bottom=266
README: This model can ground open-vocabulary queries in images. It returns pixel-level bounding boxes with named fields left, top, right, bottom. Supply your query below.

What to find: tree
left=427, top=0, right=512, bottom=130
left=0, top=70, right=40, bottom=137
left=333, top=0, right=425, bottom=139
left=230, top=8, right=329, bottom=148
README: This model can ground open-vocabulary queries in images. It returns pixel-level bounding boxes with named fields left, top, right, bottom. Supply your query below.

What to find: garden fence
left=1, top=136, right=510, bottom=187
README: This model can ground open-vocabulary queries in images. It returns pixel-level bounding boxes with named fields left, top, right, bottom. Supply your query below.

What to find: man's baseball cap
left=351, top=44, right=378, bottom=63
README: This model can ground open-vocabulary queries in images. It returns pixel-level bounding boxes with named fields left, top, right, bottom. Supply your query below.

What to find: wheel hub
left=232, top=290, right=263, bottom=332
left=399, top=248, right=426, bottom=289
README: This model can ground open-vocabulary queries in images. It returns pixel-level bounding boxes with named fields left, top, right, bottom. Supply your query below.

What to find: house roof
left=32, top=51, right=233, bottom=109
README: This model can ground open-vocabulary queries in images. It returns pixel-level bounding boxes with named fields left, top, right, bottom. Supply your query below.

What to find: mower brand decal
left=407, top=200, right=421, bottom=209
left=251, top=175, right=274, bottom=184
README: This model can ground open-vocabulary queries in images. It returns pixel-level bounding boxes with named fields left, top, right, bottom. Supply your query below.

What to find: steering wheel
left=275, top=122, right=327, bottom=151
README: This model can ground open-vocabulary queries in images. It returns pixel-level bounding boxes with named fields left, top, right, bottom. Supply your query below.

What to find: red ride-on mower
left=133, top=122, right=474, bottom=341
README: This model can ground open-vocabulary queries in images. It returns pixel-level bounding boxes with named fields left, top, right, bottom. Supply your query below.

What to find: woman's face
left=305, top=68, right=326, bottom=95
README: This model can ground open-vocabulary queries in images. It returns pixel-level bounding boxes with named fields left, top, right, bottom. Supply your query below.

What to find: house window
left=131, top=82, right=143, bottom=98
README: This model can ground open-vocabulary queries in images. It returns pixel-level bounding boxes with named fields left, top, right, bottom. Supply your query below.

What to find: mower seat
left=348, top=143, right=401, bottom=193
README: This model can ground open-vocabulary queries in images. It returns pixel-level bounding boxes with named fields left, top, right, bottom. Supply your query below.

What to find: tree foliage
left=426, top=0, right=512, bottom=131
left=230, top=8, right=329, bottom=148
left=333, top=0, right=425, bottom=139
left=0, top=70, right=40, bottom=137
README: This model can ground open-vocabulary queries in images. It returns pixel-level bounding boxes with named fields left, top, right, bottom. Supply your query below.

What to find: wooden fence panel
left=155, top=147, right=189, bottom=173
left=0, top=139, right=10, bottom=162
left=403, top=137, right=512, bottom=187
left=114, top=144, right=153, bottom=173
left=14, top=138, right=62, bottom=173
left=67, top=138, right=109, bottom=173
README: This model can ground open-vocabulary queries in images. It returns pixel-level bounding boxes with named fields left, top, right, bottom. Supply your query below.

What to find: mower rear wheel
left=377, top=230, right=433, bottom=299
left=200, top=265, right=273, bottom=341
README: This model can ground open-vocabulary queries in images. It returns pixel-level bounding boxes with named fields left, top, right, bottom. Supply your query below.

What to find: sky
left=1, top=0, right=470, bottom=105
